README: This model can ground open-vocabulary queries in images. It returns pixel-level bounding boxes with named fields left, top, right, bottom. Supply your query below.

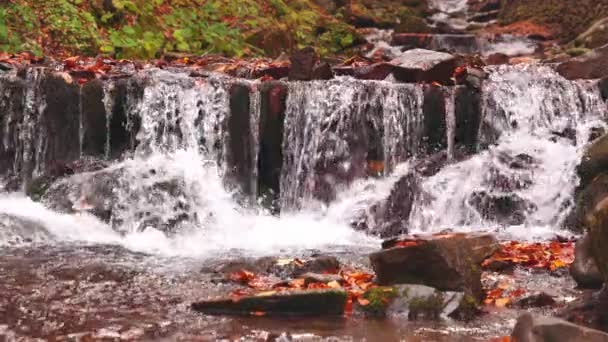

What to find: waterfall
left=281, top=78, right=424, bottom=210
left=408, top=65, right=607, bottom=238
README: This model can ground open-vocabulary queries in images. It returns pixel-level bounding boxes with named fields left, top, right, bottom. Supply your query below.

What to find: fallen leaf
left=357, top=298, right=370, bottom=306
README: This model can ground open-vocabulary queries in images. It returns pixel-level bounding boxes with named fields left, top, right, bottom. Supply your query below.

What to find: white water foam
left=0, top=148, right=378, bottom=257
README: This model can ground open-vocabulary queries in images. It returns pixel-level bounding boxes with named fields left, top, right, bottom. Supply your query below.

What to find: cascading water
left=409, top=64, right=607, bottom=239
left=281, top=79, right=424, bottom=210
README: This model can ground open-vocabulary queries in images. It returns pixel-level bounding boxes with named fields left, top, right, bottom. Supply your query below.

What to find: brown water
left=0, top=242, right=578, bottom=341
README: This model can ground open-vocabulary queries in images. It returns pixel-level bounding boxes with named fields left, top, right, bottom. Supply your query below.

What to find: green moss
left=566, top=47, right=591, bottom=57
left=360, top=286, right=398, bottom=318
left=408, top=291, right=445, bottom=320
left=449, top=294, right=480, bottom=321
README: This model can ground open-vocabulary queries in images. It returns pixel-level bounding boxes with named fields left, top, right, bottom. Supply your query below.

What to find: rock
left=0, top=213, right=53, bottom=246
left=191, top=289, right=347, bottom=316
left=468, top=0, right=501, bottom=13
left=370, top=233, right=499, bottom=300
left=289, top=47, right=331, bottom=81
left=391, top=34, right=480, bottom=55
left=215, top=255, right=340, bottom=279
left=569, top=174, right=608, bottom=233
left=570, top=234, right=604, bottom=289
left=512, top=313, right=608, bottom=342
left=312, top=62, right=333, bottom=80
left=587, top=196, right=608, bottom=281
left=352, top=172, right=420, bottom=238
left=390, top=49, right=459, bottom=84
left=41, top=165, right=198, bottom=234
left=556, top=44, right=608, bottom=80
left=258, top=82, right=287, bottom=211
left=513, top=292, right=557, bottom=309
left=559, top=291, right=608, bottom=332
left=468, top=191, right=537, bottom=225
left=577, top=134, right=608, bottom=190
left=486, top=53, right=510, bottom=65
left=301, top=273, right=343, bottom=285
left=333, top=62, right=394, bottom=80
left=358, top=285, right=464, bottom=320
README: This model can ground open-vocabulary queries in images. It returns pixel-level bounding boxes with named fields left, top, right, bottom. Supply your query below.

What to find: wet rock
left=333, top=62, right=394, bottom=80
left=391, top=34, right=480, bottom=55
left=462, top=67, right=488, bottom=90
left=497, top=152, right=538, bottom=170
left=359, top=285, right=463, bottom=320
left=0, top=213, right=53, bottom=246
left=570, top=234, right=604, bottom=289
left=390, top=49, right=459, bottom=84
left=568, top=174, right=608, bottom=233
left=216, top=255, right=340, bottom=279
left=512, top=313, right=608, bottom=342
left=559, top=291, right=608, bottom=332
left=468, top=0, right=501, bottom=13
left=191, top=289, right=347, bottom=316
left=288, top=47, right=332, bottom=81
left=587, top=195, right=608, bottom=281
left=486, top=53, right=510, bottom=65
left=352, top=172, right=420, bottom=238
left=513, top=292, right=556, bottom=309
left=301, top=273, right=343, bottom=285
left=577, top=134, right=608, bottom=190
left=469, top=191, right=536, bottom=225
left=41, top=166, right=197, bottom=234
left=312, top=62, right=333, bottom=80
left=370, top=233, right=499, bottom=300
left=257, top=82, right=287, bottom=210
left=556, top=44, right=608, bottom=80
left=227, top=83, right=256, bottom=199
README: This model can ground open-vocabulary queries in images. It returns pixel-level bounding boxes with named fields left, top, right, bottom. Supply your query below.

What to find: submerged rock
left=468, top=191, right=537, bottom=226
left=191, top=289, right=347, bottom=316
left=570, top=234, right=604, bottom=289
left=512, top=313, right=608, bottom=342
left=370, top=233, right=499, bottom=300
left=358, top=285, right=463, bottom=320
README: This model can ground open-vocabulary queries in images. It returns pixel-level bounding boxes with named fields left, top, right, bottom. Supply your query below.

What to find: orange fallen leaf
left=327, top=280, right=342, bottom=289
left=250, top=311, right=266, bottom=316
left=357, top=298, right=371, bottom=306
left=495, top=298, right=510, bottom=307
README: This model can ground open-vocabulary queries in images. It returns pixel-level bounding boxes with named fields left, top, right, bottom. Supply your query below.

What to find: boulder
left=370, top=233, right=499, bottom=300
left=577, top=134, right=608, bottom=190
left=390, top=49, right=459, bottom=84
left=587, top=195, right=608, bottom=281
left=512, top=313, right=608, bottom=342
left=358, top=285, right=464, bottom=320
left=191, top=289, right=347, bottom=316
left=568, top=174, right=608, bottom=233
left=41, top=165, right=199, bottom=234
left=352, top=172, right=420, bottom=238
left=570, top=234, right=604, bottom=289
left=556, top=44, right=608, bottom=80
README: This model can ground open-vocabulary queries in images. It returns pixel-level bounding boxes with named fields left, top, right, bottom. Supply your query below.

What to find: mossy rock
left=566, top=47, right=592, bottom=57
left=408, top=291, right=445, bottom=320
left=359, top=286, right=398, bottom=317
